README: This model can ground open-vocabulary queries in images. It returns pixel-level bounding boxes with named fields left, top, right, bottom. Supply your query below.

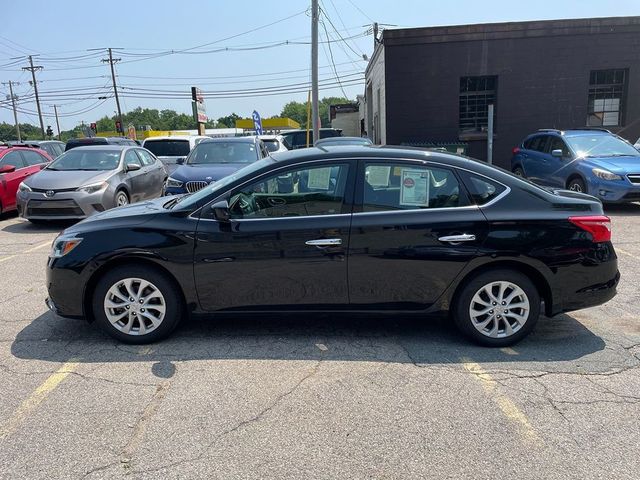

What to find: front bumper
left=17, top=188, right=115, bottom=220
left=586, top=177, right=640, bottom=203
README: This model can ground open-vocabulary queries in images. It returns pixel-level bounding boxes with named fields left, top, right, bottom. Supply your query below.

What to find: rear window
left=143, top=139, right=191, bottom=158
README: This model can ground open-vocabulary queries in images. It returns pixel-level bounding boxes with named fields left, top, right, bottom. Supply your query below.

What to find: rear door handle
left=438, top=234, right=476, bottom=243
left=305, top=238, right=342, bottom=247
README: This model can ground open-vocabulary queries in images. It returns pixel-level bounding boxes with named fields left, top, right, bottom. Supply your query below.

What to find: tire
left=92, top=265, right=183, bottom=344
left=513, top=166, right=525, bottom=177
left=115, top=189, right=129, bottom=207
left=567, top=177, right=586, bottom=193
left=452, top=269, right=540, bottom=347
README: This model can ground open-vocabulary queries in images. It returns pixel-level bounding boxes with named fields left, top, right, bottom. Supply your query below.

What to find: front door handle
left=438, top=234, right=476, bottom=243
left=305, top=238, right=342, bottom=247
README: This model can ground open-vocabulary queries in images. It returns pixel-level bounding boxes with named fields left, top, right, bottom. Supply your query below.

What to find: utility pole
left=22, top=56, right=45, bottom=139
left=311, top=0, right=320, bottom=144
left=53, top=104, right=61, bottom=141
left=101, top=48, right=123, bottom=136
left=373, top=22, right=379, bottom=49
left=2, top=81, right=21, bottom=142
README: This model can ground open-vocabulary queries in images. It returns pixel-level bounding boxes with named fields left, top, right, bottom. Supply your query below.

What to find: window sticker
left=366, top=166, right=391, bottom=186
left=307, top=167, right=332, bottom=190
left=400, top=168, right=430, bottom=206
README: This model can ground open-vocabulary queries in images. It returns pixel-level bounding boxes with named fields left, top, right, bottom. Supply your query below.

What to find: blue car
left=511, top=129, right=640, bottom=203
left=164, top=136, right=269, bottom=195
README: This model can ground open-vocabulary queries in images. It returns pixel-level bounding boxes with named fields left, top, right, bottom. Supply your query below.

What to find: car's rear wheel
left=513, top=166, right=525, bottom=177
left=453, top=269, right=540, bottom=347
left=92, top=265, right=183, bottom=344
left=115, top=190, right=129, bottom=207
left=567, top=177, right=586, bottom=193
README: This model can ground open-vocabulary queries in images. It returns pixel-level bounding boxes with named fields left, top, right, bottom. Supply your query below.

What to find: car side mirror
left=0, top=165, right=16, bottom=174
left=551, top=149, right=564, bottom=158
left=126, top=163, right=141, bottom=172
left=211, top=199, right=230, bottom=222
left=177, top=157, right=185, bottom=165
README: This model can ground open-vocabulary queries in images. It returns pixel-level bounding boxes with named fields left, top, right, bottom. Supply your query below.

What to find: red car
left=0, top=144, right=52, bottom=215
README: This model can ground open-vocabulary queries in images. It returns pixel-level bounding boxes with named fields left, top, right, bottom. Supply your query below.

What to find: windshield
left=187, top=142, right=257, bottom=165
left=144, top=139, right=190, bottom=159
left=565, top=134, right=640, bottom=158
left=262, top=140, right=281, bottom=152
left=47, top=149, right=121, bottom=171
left=174, top=157, right=274, bottom=210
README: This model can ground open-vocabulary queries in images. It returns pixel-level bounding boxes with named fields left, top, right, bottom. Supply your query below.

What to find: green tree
left=216, top=113, right=241, bottom=128
left=280, top=96, right=352, bottom=128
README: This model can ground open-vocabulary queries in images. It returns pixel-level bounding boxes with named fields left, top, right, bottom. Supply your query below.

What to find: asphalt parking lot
left=0, top=206, right=639, bottom=480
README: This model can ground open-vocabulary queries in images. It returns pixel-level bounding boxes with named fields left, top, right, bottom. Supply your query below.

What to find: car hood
left=25, top=168, right=115, bottom=190
left=170, top=163, right=247, bottom=182
left=64, top=196, right=170, bottom=234
left=587, top=156, right=640, bottom=173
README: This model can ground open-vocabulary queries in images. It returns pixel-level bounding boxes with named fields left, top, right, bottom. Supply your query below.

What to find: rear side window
left=459, top=171, right=506, bottom=205
left=0, top=151, right=25, bottom=168
left=363, top=163, right=468, bottom=211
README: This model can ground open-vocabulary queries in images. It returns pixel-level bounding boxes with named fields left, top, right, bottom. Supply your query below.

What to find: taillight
left=512, top=147, right=520, bottom=155
left=568, top=216, right=611, bottom=243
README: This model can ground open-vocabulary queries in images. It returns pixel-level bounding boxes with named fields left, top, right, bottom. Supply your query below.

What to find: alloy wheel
left=468, top=281, right=530, bottom=338
left=569, top=181, right=583, bottom=192
left=116, top=192, right=129, bottom=207
left=104, top=278, right=166, bottom=335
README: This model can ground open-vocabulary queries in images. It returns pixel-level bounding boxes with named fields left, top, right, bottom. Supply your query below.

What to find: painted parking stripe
left=461, top=358, right=542, bottom=445
left=616, top=247, right=640, bottom=261
left=24, top=241, right=52, bottom=253
left=0, top=359, right=80, bottom=439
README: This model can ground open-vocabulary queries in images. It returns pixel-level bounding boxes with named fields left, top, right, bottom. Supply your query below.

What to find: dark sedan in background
left=17, top=145, right=167, bottom=221
left=164, top=136, right=268, bottom=194
left=46, top=146, right=618, bottom=346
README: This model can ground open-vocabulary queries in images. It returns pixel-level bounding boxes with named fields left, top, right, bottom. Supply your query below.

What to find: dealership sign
left=191, top=87, right=207, bottom=123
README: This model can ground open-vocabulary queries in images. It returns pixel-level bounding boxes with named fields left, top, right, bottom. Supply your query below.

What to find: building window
left=587, top=69, right=627, bottom=127
left=459, top=76, right=497, bottom=132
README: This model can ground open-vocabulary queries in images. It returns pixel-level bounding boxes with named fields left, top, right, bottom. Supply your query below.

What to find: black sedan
left=45, top=146, right=619, bottom=346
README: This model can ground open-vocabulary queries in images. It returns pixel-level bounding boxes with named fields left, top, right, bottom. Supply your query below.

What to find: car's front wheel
left=453, top=269, right=540, bottom=347
left=115, top=190, right=129, bottom=207
left=92, top=265, right=183, bottom=344
left=567, top=177, right=586, bottom=193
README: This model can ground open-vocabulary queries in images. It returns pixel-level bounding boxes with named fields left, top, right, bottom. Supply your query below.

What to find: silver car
left=17, top=145, right=167, bottom=222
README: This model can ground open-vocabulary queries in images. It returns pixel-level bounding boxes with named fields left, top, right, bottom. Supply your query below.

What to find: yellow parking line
left=616, top=248, right=640, bottom=261
left=24, top=241, right=52, bottom=253
left=461, top=358, right=542, bottom=445
left=500, top=347, right=519, bottom=355
left=0, top=359, right=79, bottom=439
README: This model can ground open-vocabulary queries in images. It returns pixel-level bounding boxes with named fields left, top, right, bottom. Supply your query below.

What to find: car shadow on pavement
left=1, top=219, right=74, bottom=234
left=603, top=202, right=640, bottom=216
left=12, top=310, right=605, bottom=368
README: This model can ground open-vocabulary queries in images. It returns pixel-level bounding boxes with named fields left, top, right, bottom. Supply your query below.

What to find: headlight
left=77, top=181, right=108, bottom=194
left=166, top=177, right=183, bottom=188
left=50, top=235, right=82, bottom=258
left=592, top=168, right=622, bottom=181
left=18, top=182, right=31, bottom=193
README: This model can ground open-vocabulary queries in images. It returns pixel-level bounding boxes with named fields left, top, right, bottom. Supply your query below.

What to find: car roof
left=143, top=135, right=207, bottom=141
left=65, top=145, right=132, bottom=152
left=281, top=128, right=341, bottom=134
left=200, top=136, right=258, bottom=144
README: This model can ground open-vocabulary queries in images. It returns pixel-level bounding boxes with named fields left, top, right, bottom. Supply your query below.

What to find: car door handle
left=438, top=234, right=476, bottom=243
left=305, top=238, right=342, bottom=247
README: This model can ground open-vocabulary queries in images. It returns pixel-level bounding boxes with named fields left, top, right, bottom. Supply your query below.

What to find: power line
left=346, top=0, right=374, bottom=22
left=319, top=16, right=348, bottom=98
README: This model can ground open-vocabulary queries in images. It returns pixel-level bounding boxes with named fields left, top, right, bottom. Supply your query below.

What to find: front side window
left=587, top=69, right=627, bottom=127
left=548, top=137, right=571, bottom=157
left=21, top=150, right=48, bottom=166
left=228, top=164, right=349, bottom=219
left=363, top=163, right=468, bottom=211
left=459, top=76, right=497, bottom=132
left=124, top=150, right=141, bottom=168
left=136, top=149, right=156, bottom=166
left=0, top=151, right=24, bottom=169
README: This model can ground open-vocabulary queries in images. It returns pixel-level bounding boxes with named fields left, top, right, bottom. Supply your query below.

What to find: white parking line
left=616, top=248, right=640, bottom=261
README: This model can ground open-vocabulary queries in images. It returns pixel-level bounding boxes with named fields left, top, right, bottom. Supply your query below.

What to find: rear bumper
left=555, top=270, right=619, bottom=315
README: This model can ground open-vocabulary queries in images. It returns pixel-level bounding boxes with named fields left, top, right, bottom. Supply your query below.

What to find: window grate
left=459, top=76, right=497, bottom=132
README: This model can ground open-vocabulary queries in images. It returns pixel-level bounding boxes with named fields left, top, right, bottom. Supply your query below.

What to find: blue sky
left=1, top=0, right=639, bottom=131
